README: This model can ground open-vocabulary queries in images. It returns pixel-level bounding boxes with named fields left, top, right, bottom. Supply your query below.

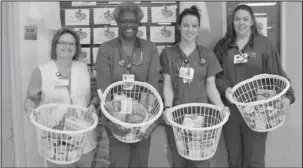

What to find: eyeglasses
left=57, top=41, right=76, bottom=47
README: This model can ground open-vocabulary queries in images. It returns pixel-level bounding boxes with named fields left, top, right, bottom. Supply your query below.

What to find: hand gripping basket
left=166, top=103, right=230, bottom=161
left=229, top=74, right=290, bottom=132
left=100, top=81, right=163, bottom=143
left=30, top=103, right=98, bottom=164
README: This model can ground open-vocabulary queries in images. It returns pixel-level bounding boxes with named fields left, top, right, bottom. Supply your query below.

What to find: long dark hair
left=215, top=5, right=260, bottom=56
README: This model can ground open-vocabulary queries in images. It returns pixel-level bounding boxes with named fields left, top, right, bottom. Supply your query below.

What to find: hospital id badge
left=53, top=79, right=69, bottom=87
left=179, top=67, right=194, bottom=80
left=234, top=54, right=247, bottom=64
left=122, top=74, right=135, bottom=82
left=122, top=74, right=135, bottom=90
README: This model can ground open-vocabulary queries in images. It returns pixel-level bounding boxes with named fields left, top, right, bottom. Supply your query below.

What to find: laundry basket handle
left=251, top=73, right=270, bottom=80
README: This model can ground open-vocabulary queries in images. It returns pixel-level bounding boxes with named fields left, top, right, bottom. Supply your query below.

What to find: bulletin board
left=59, top=1, right=181, bottom=79
left=226, top=2, right=281, bottom=55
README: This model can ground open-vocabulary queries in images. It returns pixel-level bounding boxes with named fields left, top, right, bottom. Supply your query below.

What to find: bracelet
left=164, top=106, right=171, bottom=110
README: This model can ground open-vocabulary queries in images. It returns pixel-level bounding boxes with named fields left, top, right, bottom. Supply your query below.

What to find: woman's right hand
left=225, top=87, right=234, bottom=104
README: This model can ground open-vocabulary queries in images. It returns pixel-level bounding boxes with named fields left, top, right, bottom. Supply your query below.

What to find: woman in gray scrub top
left=94, top=2, right=161, bottom=168
left=160, top=6, right=227, bottom=168
left=214, top=4, right=296, bottom=168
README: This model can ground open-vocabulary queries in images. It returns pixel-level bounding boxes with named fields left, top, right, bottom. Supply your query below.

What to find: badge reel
left=234, top=53, right=248, bottom=64
left=122, top=63, right=135, bottom=90
left=179, top=58, right=194, bottom=84
left=53, top=72, right=69, bottom=87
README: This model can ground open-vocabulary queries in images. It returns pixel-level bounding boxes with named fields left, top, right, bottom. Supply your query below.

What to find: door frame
left=2, top=2, right=27, bottom=167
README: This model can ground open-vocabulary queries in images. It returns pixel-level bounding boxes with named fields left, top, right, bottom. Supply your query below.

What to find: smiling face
left=55, top=33, right=76, bottom=60
left=179, top=14, right=200, bottom=43
left=233, top=9, right=253, bottom=37
left=118, top=11, right=139, bottom=39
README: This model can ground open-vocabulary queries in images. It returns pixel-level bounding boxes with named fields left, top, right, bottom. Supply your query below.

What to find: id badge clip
left=122, top=73, right=135, bottom=90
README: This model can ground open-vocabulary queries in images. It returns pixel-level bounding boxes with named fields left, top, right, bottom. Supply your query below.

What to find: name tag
left=122, top=74, right=135, bottom=82
left=53, top=79, right=69, bottom=87
left=179, top=67, right=194, bottom=80
left=234, top=54, right=247, bottom=64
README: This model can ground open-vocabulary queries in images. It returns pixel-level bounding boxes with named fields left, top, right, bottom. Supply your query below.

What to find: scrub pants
left=166, top=126, right=210, bottom=168
left=106, top=128, right=151, bottom=168
left=47, top=149, right=95, bottom=168
left=224, top=102, right=268, bottom=168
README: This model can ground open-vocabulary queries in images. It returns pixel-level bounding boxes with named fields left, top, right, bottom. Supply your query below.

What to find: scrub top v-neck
left=160, top=44, right=222, bottom=106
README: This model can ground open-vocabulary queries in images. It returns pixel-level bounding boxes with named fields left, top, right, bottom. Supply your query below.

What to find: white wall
left=265, top=2, right=302, bottom=167
left=18, top=2, right=57, bottom=167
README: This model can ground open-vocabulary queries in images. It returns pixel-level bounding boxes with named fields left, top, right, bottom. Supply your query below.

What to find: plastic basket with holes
left=229, top=74, right=290, bottom=132
left=100, top=81, right=163, bottom=143
left=30, top=103, right=98, bottom=164
left=166, top=103, right=230, bottom=161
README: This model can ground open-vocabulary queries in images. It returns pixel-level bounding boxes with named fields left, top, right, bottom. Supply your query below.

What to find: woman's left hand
left=278, top=97, right=291, bottom=115
left=86, top=103, right=97, bottom=118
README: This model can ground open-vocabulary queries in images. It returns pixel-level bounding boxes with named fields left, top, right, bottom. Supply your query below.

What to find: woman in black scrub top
left=160, top=6, right=227, bottom=168
left=214, top=4, right=296, bottom=168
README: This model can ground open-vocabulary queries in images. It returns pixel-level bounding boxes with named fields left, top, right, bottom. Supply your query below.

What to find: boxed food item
left=182, top=115, right=205, bottom=128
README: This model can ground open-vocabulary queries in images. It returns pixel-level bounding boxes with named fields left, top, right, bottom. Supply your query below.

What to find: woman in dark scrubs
left=214, top=5, right=296, bottom=168
left=160, top=6, right=226, bottom=168
left=94, top=2, right=161, bottom=168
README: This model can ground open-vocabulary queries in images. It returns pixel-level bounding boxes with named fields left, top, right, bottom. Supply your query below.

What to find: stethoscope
left=118, top=38, right=143, bottom=72
left=176, top=43, right=206, bottom=71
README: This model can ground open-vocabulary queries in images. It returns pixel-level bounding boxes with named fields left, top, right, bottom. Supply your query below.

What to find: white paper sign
left=94, top=8, right=116, bottom=25
left=94, top=27, right=119, bottom=44
left=255, top=17, right=268, bottom=37
left=79, top=47, right=91, bottom=64
left=150, top=26, right=175, bottom=43
left=141, top=7, right=148, bottom=23
left=92, top=47, right=99, bottom=64
left=137, top=26, right=147, bottom=40
left=71, top=2, right=96, bottom=6
left=65, top=9, right=89, bottom=25
left=73, top=28, right=91, bottom=44
left=151, top=5, right=177, bottom=23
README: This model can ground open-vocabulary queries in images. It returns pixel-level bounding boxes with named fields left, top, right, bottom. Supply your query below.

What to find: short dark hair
left=177, top=5, right=201, bottom=26
left=113, top=1, right=144, bottom=24
left=50, top=27, right=81, bottom=60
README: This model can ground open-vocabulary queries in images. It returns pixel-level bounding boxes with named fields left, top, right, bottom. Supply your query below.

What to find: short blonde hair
left=113, top=1, right=144, bottom=23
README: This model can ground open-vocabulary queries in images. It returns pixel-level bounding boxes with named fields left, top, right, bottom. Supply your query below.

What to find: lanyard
left=176, top=43, right=206, bottom=70
left=118, top=38, right=142, bottom=73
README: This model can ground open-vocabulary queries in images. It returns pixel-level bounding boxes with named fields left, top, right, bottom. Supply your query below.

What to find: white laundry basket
left=229, top=74, right=290, bottom=132
left=166, top=103, right=230, bottom=161
left=100, top=81, right=163, bottom=143
left=30, top=103, right=98, bottom=164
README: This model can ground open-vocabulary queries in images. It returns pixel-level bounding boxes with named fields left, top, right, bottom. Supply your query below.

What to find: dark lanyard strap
left=118, top=38, right=140, bottom=73
left=177, top=43, right=203, bottom=66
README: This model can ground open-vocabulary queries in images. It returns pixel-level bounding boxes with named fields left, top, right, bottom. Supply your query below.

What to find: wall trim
left=281, top=2, right=287, bottom=71
left=6, top=2, right=27, bottom=167
left=222, top=2, right=227, bottom=36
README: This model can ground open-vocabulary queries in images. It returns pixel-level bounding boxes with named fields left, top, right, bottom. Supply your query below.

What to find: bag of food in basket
left=125, top=100, right=147, bottom=124
left=105, top=98, right=147, bottom=124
